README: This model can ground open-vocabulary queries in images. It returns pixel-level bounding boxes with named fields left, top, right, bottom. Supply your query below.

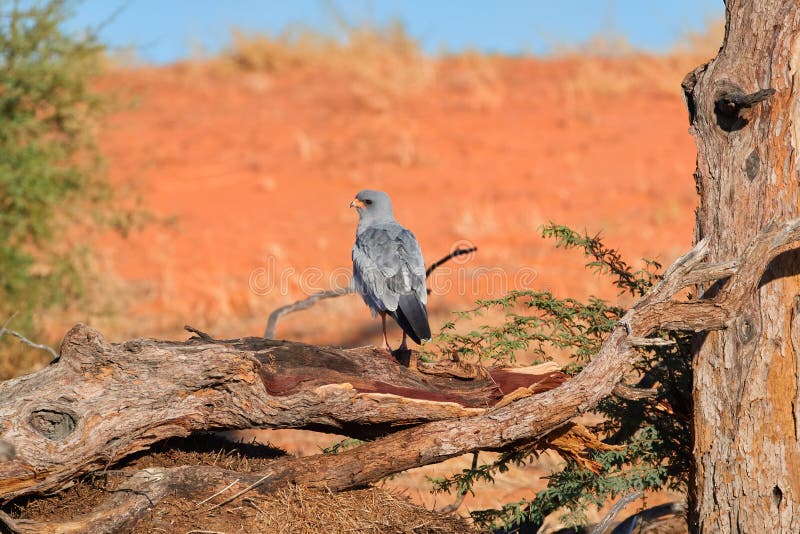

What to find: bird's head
left=350, top=190, right=394, bottom=222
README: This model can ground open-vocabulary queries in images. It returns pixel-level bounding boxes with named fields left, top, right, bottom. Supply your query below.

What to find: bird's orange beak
left=350, top=198, right=365, bottom=209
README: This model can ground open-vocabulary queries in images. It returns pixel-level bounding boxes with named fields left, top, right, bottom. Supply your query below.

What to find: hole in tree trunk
left=738, top=316, right=755, bottom=344
left=772, top=485, right=783, bottom=508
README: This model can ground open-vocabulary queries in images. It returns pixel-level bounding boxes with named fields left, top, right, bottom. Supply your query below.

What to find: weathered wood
left=0, top=329, right=566, bottom=502
left=683, top=1, right=800, bottom=531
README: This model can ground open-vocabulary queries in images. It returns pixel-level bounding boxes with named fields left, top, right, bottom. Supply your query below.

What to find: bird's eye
left=364, top=199, right=373, bottom=205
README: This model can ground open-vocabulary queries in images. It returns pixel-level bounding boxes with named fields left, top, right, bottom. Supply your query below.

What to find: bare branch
left=590, top=490, right=643, bottom=534
left=0, top=316, right=59, bottom=361
left=425, top=246, right=478, bottom=277
left=264, top=287, right=353, bottom=338
left=207, top=474, right=272, bottom=511
left=681, top=259, right=738, bottom=288
left=263, top=246, right=477, bottom=339
left=610, top=501, right=687, bottom=534
left=627, top=336, right=675, bottom=347
left=0, top=510, right=22, bottom=534
left=435, top=452, right=478, bottom=514
left=612, top=383, right=658, bottom=401
left=184, top=324, right=214, bottom=341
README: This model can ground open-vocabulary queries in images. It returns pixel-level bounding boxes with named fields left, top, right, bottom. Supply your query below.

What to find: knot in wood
left=29, top=409, right=77, bottom=441
left=745, top=150, right=760, bottom=181
left=737, top=316, right=756, bottom=344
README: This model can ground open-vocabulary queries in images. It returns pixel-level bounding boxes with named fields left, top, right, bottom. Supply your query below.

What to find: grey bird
left=350, top=190, right=431, bottom=351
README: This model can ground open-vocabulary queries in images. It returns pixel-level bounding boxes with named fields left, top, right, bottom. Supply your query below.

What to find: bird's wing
left=352, top=224, right=427, bottom=314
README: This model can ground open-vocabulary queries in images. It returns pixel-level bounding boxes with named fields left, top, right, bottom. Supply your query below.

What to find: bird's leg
left=380, top=312, right=392, bottom=352
left=399, top=331, right=408, bottom=351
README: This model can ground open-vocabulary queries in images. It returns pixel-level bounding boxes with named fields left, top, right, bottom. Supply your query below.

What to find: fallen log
left=0, top=326, right=565, bottom=502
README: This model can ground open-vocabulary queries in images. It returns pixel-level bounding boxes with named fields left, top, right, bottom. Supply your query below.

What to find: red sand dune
left=93, top=56, right=698, bottom=346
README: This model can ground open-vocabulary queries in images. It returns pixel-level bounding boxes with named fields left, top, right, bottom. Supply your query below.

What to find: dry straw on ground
left=4, top=434, right=473, bottom=534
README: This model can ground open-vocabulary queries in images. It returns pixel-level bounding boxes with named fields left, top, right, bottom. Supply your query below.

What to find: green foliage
left=427, top=223, right=691, bottom=531
left=0, top=0, right=108, bottom=332
left=540, top=224, right=662, bottom=297
left=468, top=428, right=669, bottom=529
left=427, top=292, right=619, bottom=367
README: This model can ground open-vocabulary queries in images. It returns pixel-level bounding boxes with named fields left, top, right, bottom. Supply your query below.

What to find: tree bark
left=685, top=0, right=800, bottom=531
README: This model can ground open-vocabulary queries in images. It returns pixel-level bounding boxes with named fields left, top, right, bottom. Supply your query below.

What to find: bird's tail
left=392, top=293, right=431, bottom=345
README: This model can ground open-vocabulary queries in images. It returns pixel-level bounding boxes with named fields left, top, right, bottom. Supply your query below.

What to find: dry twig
left=263, top=245, right=478, bottom=338
left=207, top=474, right=272, bottom=510
left=590, top=490, right=643, bottom=534
left=0, top=315, right=59, bottom=361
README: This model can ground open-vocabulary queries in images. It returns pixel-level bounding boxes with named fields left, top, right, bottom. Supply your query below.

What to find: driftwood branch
left=2, top=220, right=799, bottom=531
left=263, top=245, right=478, bottom=338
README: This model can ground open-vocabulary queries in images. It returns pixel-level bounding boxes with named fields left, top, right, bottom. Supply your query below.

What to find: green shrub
left=0, top=0, right=107, bottom=334
left=427, top=224, right=690, bottom=531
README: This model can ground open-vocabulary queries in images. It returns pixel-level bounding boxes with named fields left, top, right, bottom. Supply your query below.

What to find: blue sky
left=65, top=0, right=723, bottom=64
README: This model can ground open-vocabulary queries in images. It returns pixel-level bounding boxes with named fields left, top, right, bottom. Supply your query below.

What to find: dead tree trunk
left=684, top=0, right=800, bottom=531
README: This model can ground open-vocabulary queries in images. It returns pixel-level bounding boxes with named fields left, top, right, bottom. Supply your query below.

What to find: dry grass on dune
left=550, top=19, right=724, bottom=97
left=215, top=17, right=723, bottom=102
left=219, top=20, right=434, bottom=108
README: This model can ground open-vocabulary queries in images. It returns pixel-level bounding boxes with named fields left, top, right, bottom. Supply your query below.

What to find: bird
left=350, top=190, right=431, bottom=351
